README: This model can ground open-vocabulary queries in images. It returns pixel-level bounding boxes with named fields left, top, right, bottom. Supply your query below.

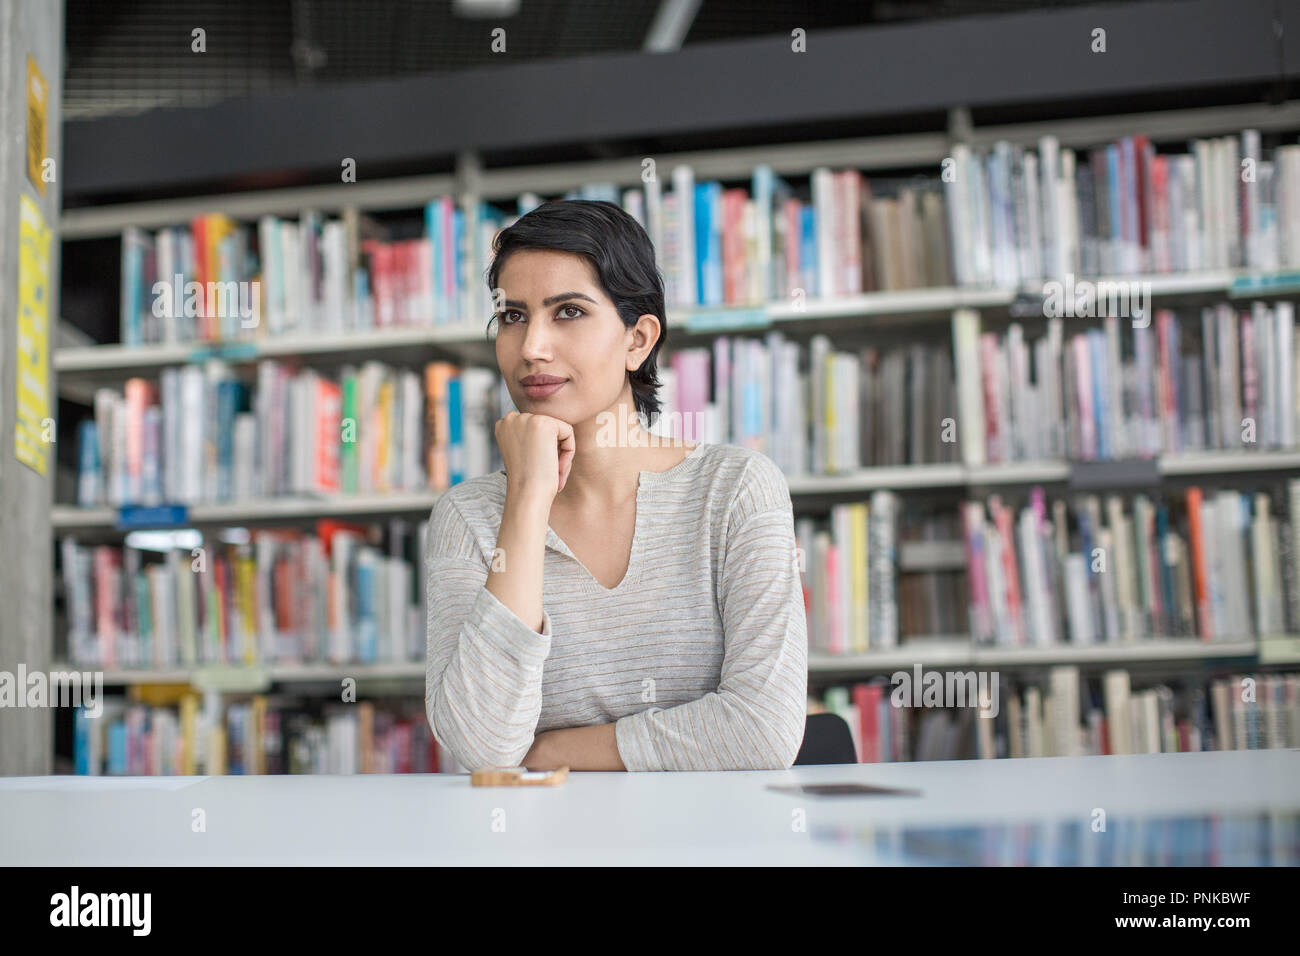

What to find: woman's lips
left=523, top=380, right=566, bottom=398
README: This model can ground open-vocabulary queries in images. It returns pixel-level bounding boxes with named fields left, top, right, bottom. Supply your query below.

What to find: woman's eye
left=559, top=305, right=584, bottom=319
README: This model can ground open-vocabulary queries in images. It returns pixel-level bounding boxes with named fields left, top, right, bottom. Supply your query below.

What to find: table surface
left=1, top=750, right=1297, bottom=865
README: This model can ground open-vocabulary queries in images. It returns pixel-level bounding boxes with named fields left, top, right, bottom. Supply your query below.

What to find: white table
left=1, top=750, right=1297, bottom=865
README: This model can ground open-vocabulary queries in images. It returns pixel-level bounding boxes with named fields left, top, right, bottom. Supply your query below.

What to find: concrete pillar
left=0, top=0, right=63, bottom=774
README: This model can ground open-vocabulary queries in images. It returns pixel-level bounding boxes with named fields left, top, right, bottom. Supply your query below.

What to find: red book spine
left=1135, top=134, right=1152, bottom=269
left=1151, top=156, right=1169, bottom=272
left=315, top=378, right=341, bottom=494
left=853, top=683, right=882, bottom=763
left=722, top=189, right=742, bottom=305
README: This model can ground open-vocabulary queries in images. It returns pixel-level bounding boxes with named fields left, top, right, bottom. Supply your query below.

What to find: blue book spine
left=694, top=183, right=711, bottom=308
left=448, top=377, right=464, bottom=485
left=1106, top=146, right=1121, bottom=268
left=77, top=420, right=100, bottom=507
left=126, top=228, right=144, bottom=346
left=452, top=207, right=464, bottom=322
left=108, top=722, right=128, bottom=775
left=216, top=381, right=238, bottom=501
left=752, top=165, right=773, bottom=301
left=353, top=268, right=369, bottom=330
left=800, top=207, right=817, bottom=298
left=74, top=707, right=90, bottom=775
left=357, top=559, right=375, bottom=663
left=1089, top=331, right=1108, bottom=459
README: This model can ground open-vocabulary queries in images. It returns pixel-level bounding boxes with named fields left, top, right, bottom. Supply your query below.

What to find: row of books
left=80, top=299, right=1300, bottom=512
left=947, top=130, right=1300, bottom=286
left=955, top=302, right=1300, bottom=465
left=113, top=127, right=1300, bottom=351
left=963, top=482, right=1300, bottom=646
left=795, top=492, right=902, bottom=653
left=814, top=667, right=1300, bottom=762
left=120, top=202, right=511, bottom=345
left=72, top=695, right=464, bottom=775
left=59, top=520, right=428, bottom=670
left=115, top=166, right=954, bottom=349
left=70, top=327, right=964, bottom=511
left=660, top=332, right=961, bottom=471
left=76, top=359, right=510, bottom=507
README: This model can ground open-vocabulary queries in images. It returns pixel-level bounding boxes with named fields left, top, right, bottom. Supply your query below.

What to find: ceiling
left=64, top=0, right=1133, bottom=120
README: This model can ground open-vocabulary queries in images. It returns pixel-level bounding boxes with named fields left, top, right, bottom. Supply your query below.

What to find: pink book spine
left=980, top=333, right=1002, bottom=462
left=442, top=198, right=456, bottom=321
left=1156, top=309, right=1176, bottom=452
left=784, top=199, right=801, bottom=300
left=841, top=170, right=863, bottom=296
left=826, top=541, right=843, bottom=654
left=94, top=546, right=118, bottom=670
left=992, top=496, right=1026, bottom=645
left=963, top=501, right=992, bottom=643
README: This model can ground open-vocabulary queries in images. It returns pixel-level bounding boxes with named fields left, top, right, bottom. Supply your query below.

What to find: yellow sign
left=15, top=193, right=51, bottom=476
left=26, top=56, right=48, bottom=196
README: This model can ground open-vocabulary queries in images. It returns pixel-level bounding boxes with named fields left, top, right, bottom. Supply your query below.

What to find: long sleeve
left=424, top=492, right=552, bottom=771
left=614, top=458, right=809, bottom=771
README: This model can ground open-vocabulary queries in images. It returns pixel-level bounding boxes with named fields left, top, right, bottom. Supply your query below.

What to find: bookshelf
left=50, top=19, right=1300, bottom=770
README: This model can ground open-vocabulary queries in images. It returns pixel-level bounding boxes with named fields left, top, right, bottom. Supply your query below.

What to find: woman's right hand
left=495, top=411, right=576, bottom=503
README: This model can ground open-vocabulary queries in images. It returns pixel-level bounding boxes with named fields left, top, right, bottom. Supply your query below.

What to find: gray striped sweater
left=424, top=441, right=809, bottom=771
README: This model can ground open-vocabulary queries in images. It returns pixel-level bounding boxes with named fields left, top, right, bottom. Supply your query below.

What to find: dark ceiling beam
left=63, top=0, right=1297, bottom=202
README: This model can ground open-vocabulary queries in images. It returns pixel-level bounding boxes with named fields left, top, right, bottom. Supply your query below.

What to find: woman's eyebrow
left=502, top=292, right=599, bottom=309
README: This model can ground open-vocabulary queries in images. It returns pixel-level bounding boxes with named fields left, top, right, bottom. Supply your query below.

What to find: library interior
left=0, top=0, right=1298, bottom=874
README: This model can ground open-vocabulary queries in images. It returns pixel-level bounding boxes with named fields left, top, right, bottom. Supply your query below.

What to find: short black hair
left=484, top=199, right=667, bottom=425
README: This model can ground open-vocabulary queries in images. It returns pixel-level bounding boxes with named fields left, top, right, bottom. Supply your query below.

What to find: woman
left=424, top=199, right=808, bottom=771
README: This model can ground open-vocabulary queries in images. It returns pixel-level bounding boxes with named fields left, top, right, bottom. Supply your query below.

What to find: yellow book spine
left=237, top=553, right=258, bottom=665
left=852, top=502, right=870, bottom=652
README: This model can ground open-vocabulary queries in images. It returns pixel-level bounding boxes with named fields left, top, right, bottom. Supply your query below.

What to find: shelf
left=54, top=661, right=426, bottom=687
left=810, top=637, right=1261, bottom=677
left=52, top=450, right=1300, bottom=532
left=52, top=637, right=1274, bottom=691
left=1258, top=636, right=1300, bottom=665
left=970, top=639, right=1258, bottom=667
left=56, top=267, right=1300, bottom=398
left=1159, top=451, right=1300, bottom=475
left=52, top=491, right=440, bottom=532
left=54, top=323, right=490, bottom=374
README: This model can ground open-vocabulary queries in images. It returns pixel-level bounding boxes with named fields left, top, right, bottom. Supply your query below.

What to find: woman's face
left=494, top=248, right=653, bottom=425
